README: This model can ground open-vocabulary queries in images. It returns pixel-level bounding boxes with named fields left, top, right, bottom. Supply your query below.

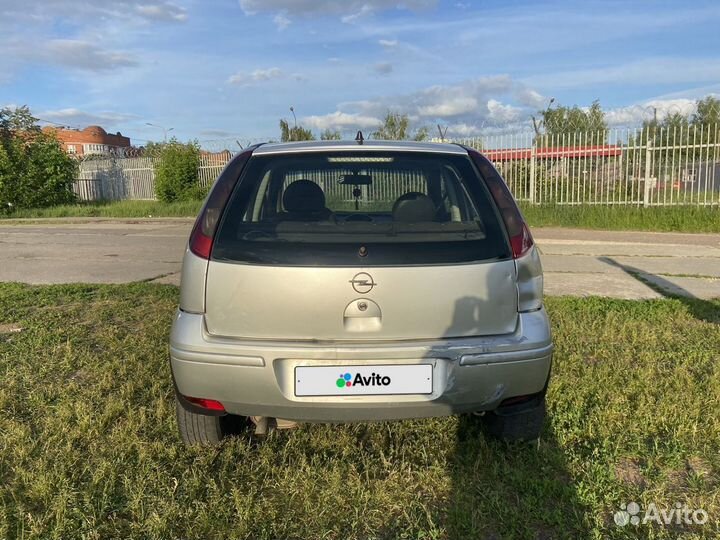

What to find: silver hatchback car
left=170, top=140, right=552, bottom=444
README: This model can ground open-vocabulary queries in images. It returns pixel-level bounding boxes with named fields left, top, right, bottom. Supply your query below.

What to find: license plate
left=294, top=364, right=433, bottom=397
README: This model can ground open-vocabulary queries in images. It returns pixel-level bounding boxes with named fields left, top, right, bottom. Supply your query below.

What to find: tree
left=371, top=111, right=428, bottom=141
left=539, top=100, right=607, bottom=142
left=692, top=96, right=720, bottom=126
left=0, top=106, right=76, bottom=211
left=143, top=140, right=167, bottom=157
left=154, top=138, right=202, bottom=202
left=279, top=119, right=315, bottom=142
left=320, top=129, right=341, bottom=140
left=635, top=95, right=719, bottom=154
left=690, top=96, right=720, bottom=145
left=0, top=105, right=40, bottom=135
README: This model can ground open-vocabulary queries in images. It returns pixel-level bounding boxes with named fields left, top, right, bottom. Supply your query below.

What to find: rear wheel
left=175, top=396, right=225, bottom=445
left=482, top=397, right=546, bottom=442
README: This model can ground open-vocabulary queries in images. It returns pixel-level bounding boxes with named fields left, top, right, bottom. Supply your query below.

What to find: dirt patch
left=668, top=456, right=715, bottom=490
left=584, top=356, right=600, bottom=366
left=666, top=468, right=687, bottom=491
left=615, top=457, right=646, bottom=489
left=0, top=323, right=23, bottom=334
left=687, top=456, right=713, bottom=478
left=68, top=369, right=92, bottom=385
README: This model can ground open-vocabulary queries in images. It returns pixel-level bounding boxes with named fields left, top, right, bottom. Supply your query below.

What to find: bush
left=153, top=140, right=202, bottom=202
left=0, top=107, right=77, bottom=211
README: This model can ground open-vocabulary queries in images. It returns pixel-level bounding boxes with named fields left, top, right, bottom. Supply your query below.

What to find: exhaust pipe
left=250, top=416, right=298, bottom=436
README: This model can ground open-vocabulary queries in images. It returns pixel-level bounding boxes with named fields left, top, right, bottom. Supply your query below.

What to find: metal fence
left=74, top=125, right=720, bottom=207
left=454, top=124, right=720, bottom=207
left=75, top=157, right=156, bottom=200
left=74, top=155, right=229, bottom=201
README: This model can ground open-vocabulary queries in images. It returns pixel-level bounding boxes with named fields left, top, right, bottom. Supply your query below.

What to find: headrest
left=392, top=192, right=435, bottom=222
left=283, top=180, right=326, bottom=213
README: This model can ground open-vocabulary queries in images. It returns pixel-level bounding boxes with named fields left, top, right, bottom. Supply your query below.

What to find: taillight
left=466, top=147, right=543, bottom=312
left=184, top=395, right=226, bottom=412
left=466, top=148, right=533, bottom=259
left=189, top=146, right=257, bottom=259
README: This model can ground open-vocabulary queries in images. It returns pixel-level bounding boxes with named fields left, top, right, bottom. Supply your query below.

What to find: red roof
left=484, top=145, right=623, bottom=162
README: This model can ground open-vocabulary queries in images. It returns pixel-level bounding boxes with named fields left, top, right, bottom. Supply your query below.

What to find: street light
left=289, top=106, right=297, bottom=128
left=146, top=122, right=174, bottom=142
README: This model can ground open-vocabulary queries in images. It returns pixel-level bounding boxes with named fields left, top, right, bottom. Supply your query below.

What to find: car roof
left=252, top=139, right=468, bottom=155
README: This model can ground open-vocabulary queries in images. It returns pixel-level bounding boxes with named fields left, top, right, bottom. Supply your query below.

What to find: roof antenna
left=355, top=130, right=364, bottom=145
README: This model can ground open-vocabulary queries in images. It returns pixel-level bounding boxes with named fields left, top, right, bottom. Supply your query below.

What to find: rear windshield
left=213, top=151, right=510, bottom=266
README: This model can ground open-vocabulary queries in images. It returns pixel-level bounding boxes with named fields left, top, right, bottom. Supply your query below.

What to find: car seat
left=392, top=192, right=436, bottom=222
left=279, top=180, right=334, bottom=221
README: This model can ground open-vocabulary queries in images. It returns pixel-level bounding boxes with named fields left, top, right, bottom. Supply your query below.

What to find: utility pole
left=436, top=124, right=448, bottom=142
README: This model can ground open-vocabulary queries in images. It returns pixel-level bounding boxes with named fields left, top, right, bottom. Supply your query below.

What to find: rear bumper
left=169, top=308, right=553, bottom=422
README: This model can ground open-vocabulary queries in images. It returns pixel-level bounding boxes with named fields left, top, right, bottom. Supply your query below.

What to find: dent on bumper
left=170, top=308, right=553, bottom=421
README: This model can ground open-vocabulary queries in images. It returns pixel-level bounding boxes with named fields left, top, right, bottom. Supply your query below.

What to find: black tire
left=482, top=398, right=546, bottom=442
left=175, top=396, right=225, bottom=445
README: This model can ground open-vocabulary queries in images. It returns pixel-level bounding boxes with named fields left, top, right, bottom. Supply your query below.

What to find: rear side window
left=213, top=151, right=510, bottom=266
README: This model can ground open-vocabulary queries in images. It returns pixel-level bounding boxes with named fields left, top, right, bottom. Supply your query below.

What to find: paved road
left=1, top=219, right=719, bottom=299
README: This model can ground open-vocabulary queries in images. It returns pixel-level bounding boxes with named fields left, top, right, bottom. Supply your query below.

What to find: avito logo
left=336, top=372, right=391, bottom=388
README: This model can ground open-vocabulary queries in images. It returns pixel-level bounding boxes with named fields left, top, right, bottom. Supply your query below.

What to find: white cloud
left=605, top=98, right=698, bottom=126
left=524, top=58, right=720, bottom=90
left=341, top=4, right=374, bottom=24
left=9, top=39, right=138, bottom=71
left=373, top=62, right=393, bottom=75
left=445, top=122, right=480, bottom=137
left=238, top=0, right=437, bottom=19
left=305, top=75, right=549, bottom=135
left=0, top=0, right=187, bottom=24
left=199, top=129, right=238, bottom=138
left=486, top=99, right=521, bottom=123
left=228, top=67, right=284, bottom=85
left=253, top=67, right=283, bottom=81
left=302, top=111, right=382, bottom=131
left=227, top=73, right=248, bottom=85
left=136, top=3, right=188, bottom=22
left=37, top=108, right=140, bottom=128
left=418, top=97, right=477, bottom=116
left=0, top=1, right=186, bottom=80
left=514, top=87, right=546, bottom=109
left=273, top=12, right=291, bottom=30
left=378, top=39, right=398, bottom=48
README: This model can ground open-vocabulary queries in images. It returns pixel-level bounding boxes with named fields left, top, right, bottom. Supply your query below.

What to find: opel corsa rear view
left=170, top=140, right=553, bottom=444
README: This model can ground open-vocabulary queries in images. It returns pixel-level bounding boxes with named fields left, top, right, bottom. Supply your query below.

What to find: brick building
left=43, top=125, right=132, bottom=156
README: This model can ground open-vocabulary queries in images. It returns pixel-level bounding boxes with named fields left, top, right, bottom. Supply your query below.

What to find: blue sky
left=1, top=0, right=719, bottom=147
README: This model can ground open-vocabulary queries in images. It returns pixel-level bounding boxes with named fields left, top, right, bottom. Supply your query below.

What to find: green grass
left=1, top=284, right=718, bottom=539
left=520, top=204, right=720, bottom=233
left=3, top=198, right=719, bottom=233
left=0, top=200, right=202, bottom=219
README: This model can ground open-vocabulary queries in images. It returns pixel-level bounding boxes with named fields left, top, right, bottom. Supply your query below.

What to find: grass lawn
left=520, top=204, right=720, bottom=233
left=0, top=284, right=719, bottom=539
left=0, top=200, right=202, bottom=219
left=2, top=199, right=719, bottom=234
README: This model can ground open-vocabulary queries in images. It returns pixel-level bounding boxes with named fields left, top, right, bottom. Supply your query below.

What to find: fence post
left=529, top=143, right=537, bottom=204
left=643, top=139, right=653, bottom=207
